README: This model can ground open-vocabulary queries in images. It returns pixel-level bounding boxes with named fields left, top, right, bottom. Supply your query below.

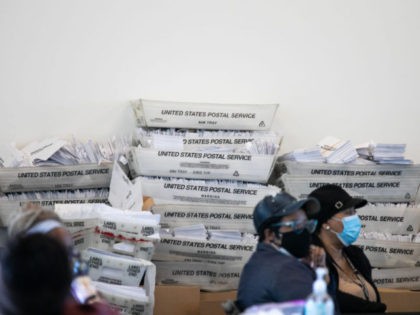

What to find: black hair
left=0, top=234, right=73, bottom=315
left=258, top=220, right=283, bottom=242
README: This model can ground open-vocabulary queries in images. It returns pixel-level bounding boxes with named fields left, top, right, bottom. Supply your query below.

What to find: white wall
left=1, top=0, right=419, bottom=160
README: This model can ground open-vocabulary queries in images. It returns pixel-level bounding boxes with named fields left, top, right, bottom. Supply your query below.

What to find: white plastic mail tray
left=0, top=163, right=113, bottom=193
left=128, top=147, right=278, bottom=183
left=131, top=99, right=279, bottom=130
left=281, top=161, right=420, bottom=177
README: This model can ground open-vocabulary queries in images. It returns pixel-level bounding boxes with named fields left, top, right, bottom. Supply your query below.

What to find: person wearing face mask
left=236, top=192, right=327, bottom=312
left=309, top=184, right=386, bottom=313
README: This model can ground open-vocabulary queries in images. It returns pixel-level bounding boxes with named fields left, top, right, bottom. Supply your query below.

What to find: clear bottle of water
left=304, top=268, right=334, bottom=315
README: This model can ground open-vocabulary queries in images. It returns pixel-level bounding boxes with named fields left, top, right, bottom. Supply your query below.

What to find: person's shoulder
left=345, top=245, right=366, bottom=257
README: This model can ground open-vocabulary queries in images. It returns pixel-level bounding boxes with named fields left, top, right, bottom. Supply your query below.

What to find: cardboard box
left=153, top=285, right=237, bottom=315
left=132, top=99, right=279, bottom=130
left=200, top=290, right=237, bottom=315
left=154, top=285, right=200, bottom=315
left=378, top=288, right=420, bottom=312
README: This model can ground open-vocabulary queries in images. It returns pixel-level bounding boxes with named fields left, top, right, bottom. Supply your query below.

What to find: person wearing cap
left=309, top=184, right=386, bottom=313
left=236, top=192, right=325, bottom=311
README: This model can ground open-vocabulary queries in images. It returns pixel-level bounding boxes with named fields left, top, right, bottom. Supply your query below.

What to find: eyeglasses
left=271, top=219, right=318, bottom=234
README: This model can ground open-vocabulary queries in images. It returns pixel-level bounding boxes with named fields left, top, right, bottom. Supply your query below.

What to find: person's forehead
left=335, top=207, right=356, bottom=216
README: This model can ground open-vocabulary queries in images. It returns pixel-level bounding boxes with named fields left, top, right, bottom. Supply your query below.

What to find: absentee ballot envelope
left=108, top=161, right=143, bottom=211
left=93, top=282, right=151, bottom=315
left=82, top=247, right=154, bottom=287
left=355, top=238, right=420, bottom=268
left=96, top=209, right=160, bottom=242
left=372, top=267, right=420, bottom=290
left=131, top=99, right=279, bottom=130
left=55, top=203, right=102, bottom=234
left=281, top=174, right=420, bottom=203
left=128, top=147, right=278, bottom=183
left=152, top=204, right=255, bottom=233
left=155, top=260, right=243, bottom=291
left=136, top=177, right=280, bottom=207
left=153, top=235, right=257, bottom=265
left=358, top=204, right=420, bottom=234
left=92, top=232, right=156, bottom=261
left=72, top=228, right=96, bottom=252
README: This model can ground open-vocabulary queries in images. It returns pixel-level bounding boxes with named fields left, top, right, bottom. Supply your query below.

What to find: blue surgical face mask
left=331, top=214, right=362, bottom=246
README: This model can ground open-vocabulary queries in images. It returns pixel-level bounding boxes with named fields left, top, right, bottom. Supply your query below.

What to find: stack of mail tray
left=278, top=161, right=420, bottom=203
left=129, top=99, right=281, bottom=183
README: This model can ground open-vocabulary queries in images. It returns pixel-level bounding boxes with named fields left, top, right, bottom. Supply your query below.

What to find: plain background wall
left=1, top=0, right=420, bottom=160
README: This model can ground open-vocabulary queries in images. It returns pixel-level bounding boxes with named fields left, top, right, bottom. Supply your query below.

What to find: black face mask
left=281, top=229, right=312, bottom=258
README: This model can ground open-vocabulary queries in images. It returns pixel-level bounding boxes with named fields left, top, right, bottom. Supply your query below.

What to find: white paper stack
left=318, top=136, right=358, bottom=164
left=279, top=146, right=325, bottom=163
left=55, top=203, right=160, bottom=260
left=1, top=136, right=130, bottom=167
left=371, top=143, right=412, bottom=164
left=173, top=224, right=208, bottom=240
left=93, top=280, right=154, bottom=315
left=0, top=143, right=24, bottom=167
left=208, top=230, right=242, bottom=242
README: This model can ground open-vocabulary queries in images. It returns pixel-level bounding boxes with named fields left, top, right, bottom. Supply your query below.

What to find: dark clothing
left=236, top=242, right=315, bottom=311
left=327, top=245, right=386, bottom=313
left=62, top=298, right=120, bottom=315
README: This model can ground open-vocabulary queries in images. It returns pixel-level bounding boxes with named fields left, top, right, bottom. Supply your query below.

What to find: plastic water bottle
left=304, top=268, right=334, bottom=315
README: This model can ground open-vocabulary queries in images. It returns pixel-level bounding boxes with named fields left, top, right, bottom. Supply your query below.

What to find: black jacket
left=327, top=245, right=386, bottom=313
left=236, top=242, right=315, bottom=311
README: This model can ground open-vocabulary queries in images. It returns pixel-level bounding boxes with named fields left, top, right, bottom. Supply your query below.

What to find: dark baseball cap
left=253, top=192, right=320, bottom=233
left=308, top=184, right=367, bottom=231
